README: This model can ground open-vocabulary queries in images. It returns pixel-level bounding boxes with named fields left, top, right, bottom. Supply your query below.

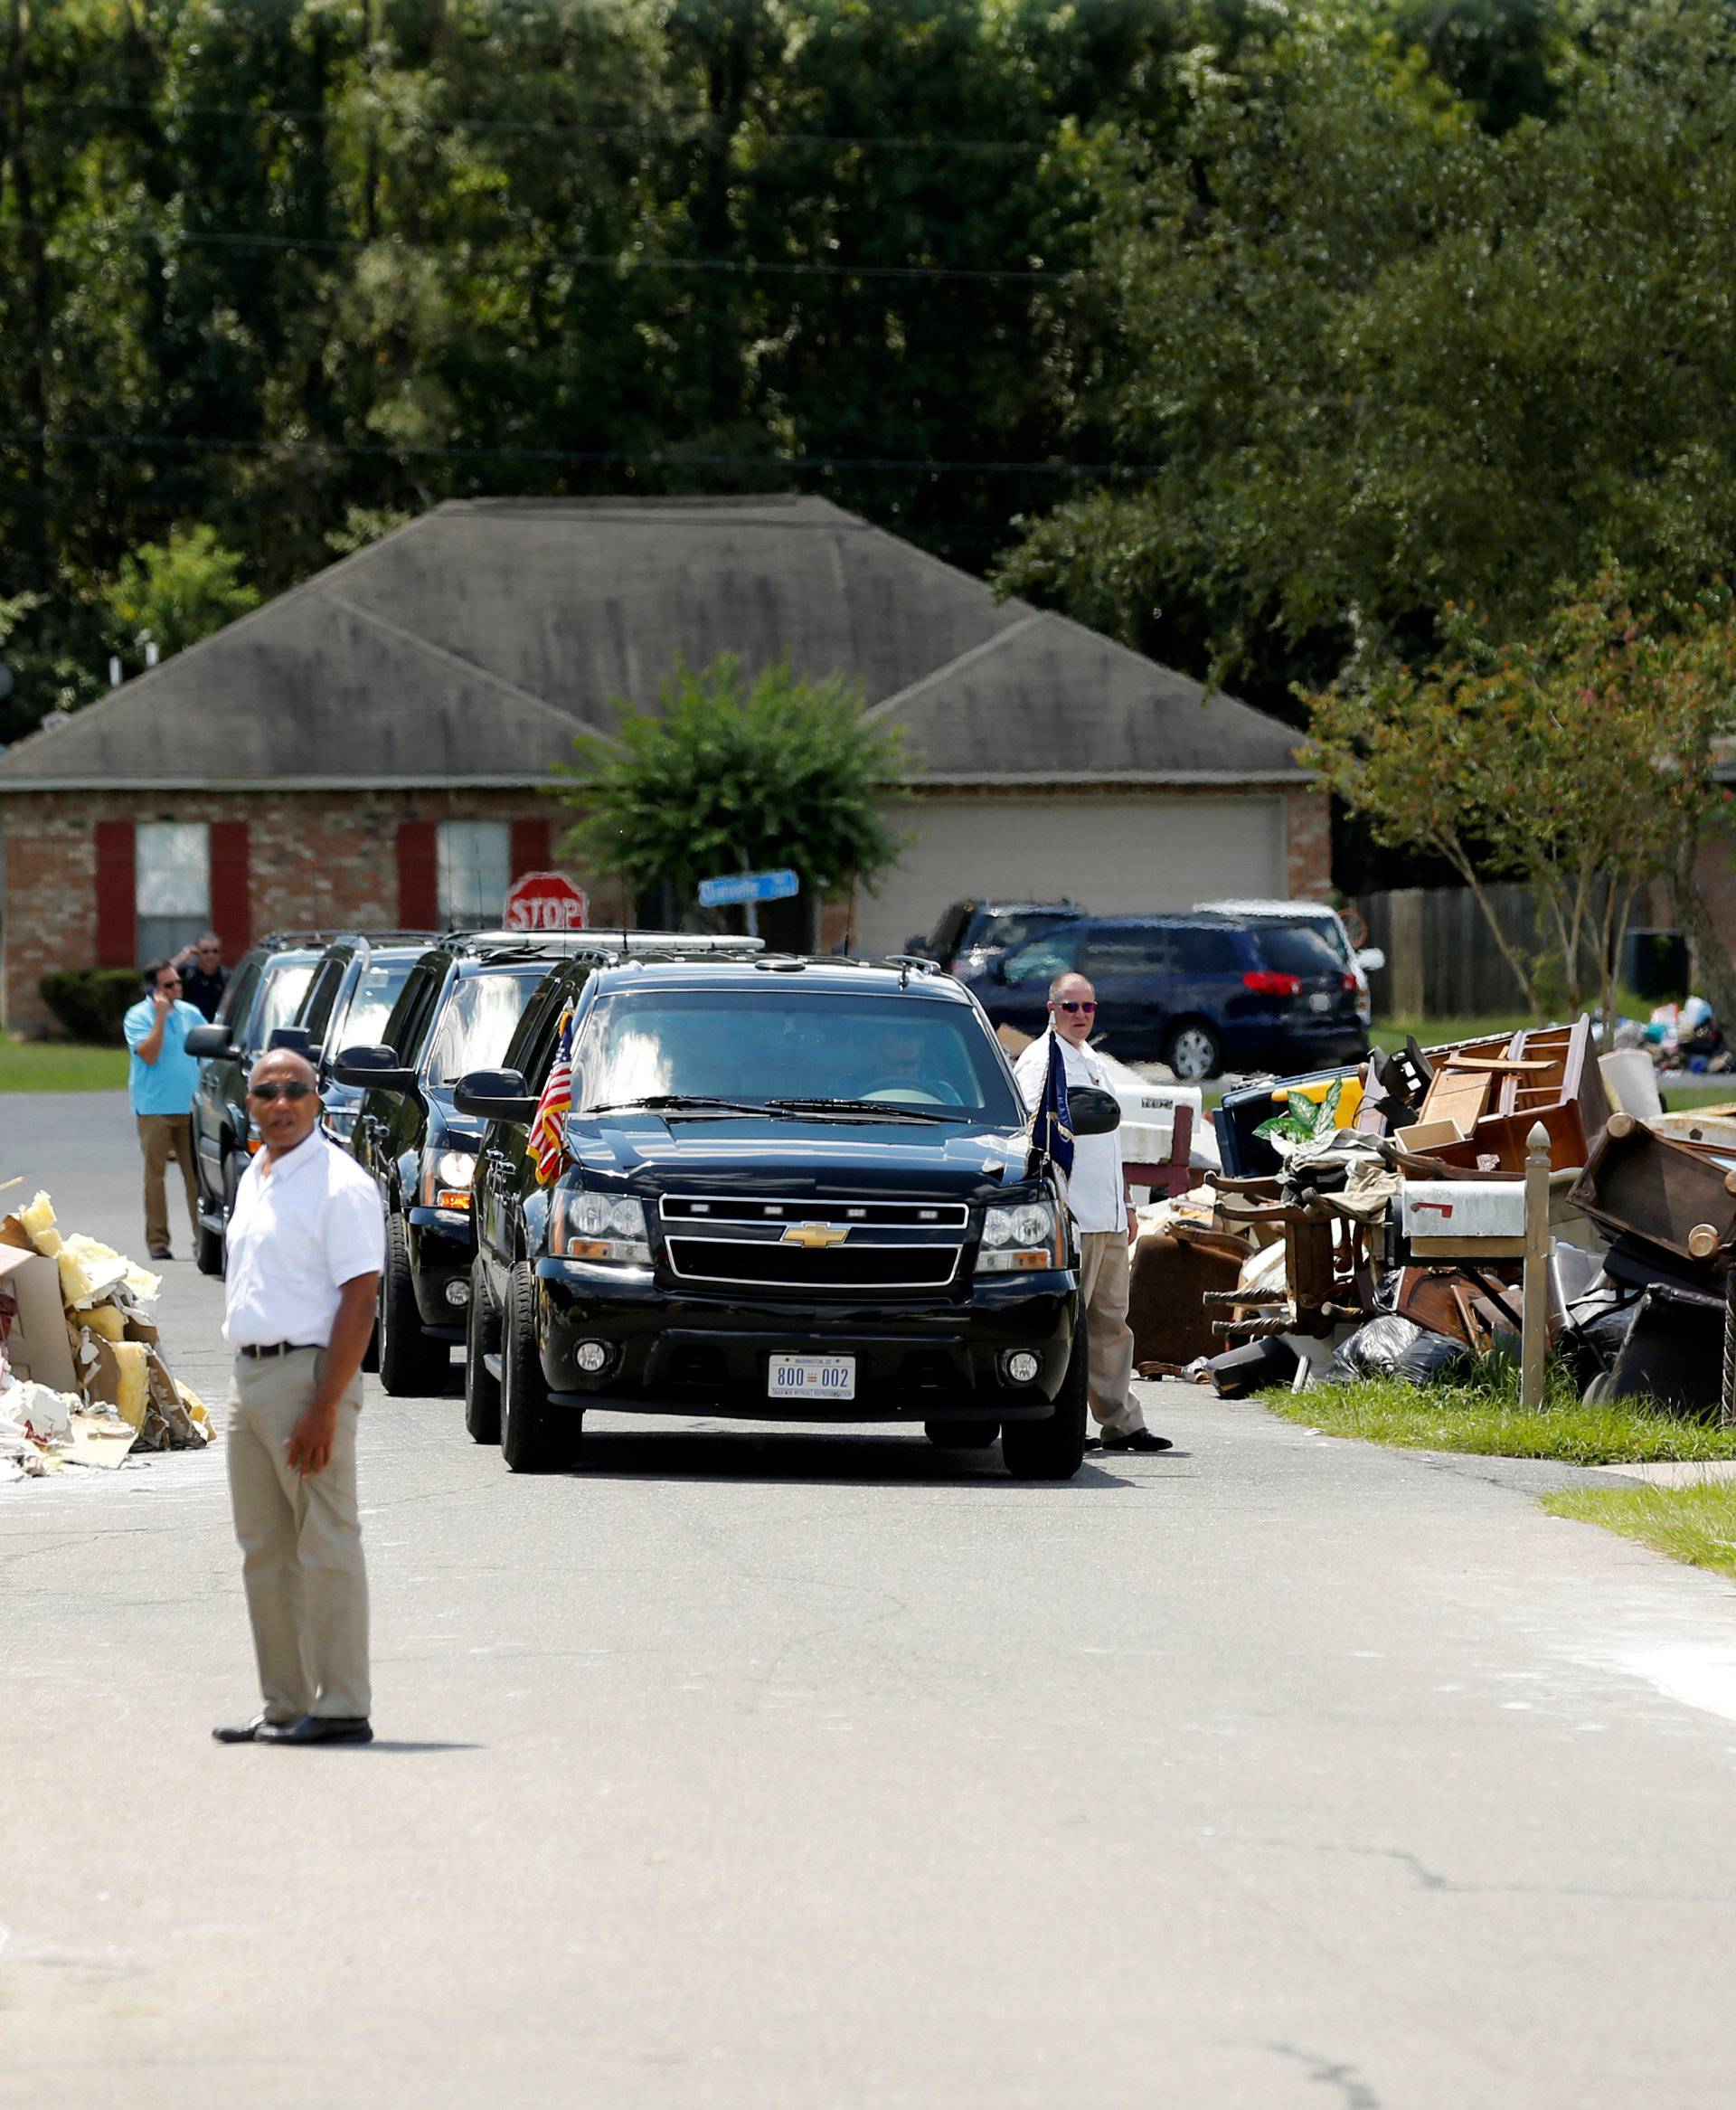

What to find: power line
left=0, top=427, right=1149, bottom=478
left=0, top=213, right=1093, bottom=287
left=22, top=92, right=1058, bottom=157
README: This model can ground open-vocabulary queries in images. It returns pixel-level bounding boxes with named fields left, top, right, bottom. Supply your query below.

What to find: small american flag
left=528, top=1009, right=574, bottom=1185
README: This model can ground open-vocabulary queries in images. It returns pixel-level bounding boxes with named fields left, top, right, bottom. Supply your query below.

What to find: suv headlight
left=978, top=1199, right=1064, bottom=1273
left=551, top=1189, right=651, bottom=1265
left=420, top=1148, right=476, bottom=1211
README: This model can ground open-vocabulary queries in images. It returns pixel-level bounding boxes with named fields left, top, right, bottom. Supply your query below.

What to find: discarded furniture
left=1568, top=1114, right=1736, bottom=1266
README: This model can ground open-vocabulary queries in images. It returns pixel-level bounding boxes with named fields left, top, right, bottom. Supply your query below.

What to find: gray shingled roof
left=0, top=495, right=1303, bottom=789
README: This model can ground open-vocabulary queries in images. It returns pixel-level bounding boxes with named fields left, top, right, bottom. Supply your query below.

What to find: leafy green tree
left=104, top=525, right=260, bottom=660
left=554, top=653, right=907, bottom=947
left=1302, top=573, right=1736, bottom=1028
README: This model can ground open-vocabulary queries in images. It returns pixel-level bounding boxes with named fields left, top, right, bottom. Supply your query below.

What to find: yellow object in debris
left=18, top=1190, right=62, bottom=1256
left=56, top=1233, right=128, bottom=1308
left=83, top=1302, right=127, bottom=1343
left=1270, top=1074, right=1363, bottom=1128
left=111, top=1340, right=150, bottom=1430
left=176, top=1382, right=211, bottom=1430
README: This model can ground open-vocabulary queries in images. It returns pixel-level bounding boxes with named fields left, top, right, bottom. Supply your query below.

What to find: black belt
left=238, top=1341, right=325, bottom=1359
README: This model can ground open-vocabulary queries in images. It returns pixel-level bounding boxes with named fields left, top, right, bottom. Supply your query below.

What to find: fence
left=1352, top=883, right=1617, bottom=1020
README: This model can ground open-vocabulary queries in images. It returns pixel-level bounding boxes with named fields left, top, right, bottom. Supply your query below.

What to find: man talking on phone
left=213, top=1047, right=385, bottom=1746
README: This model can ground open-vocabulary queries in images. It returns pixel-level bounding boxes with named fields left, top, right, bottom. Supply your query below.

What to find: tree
left=1301, top=573, right=1736, bottom=1028
left=103, top=525, right=260, bottom=661
left=554, top=653, right=907, bottom=945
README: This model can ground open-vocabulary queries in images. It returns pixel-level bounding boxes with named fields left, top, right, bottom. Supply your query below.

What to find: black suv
left=456, top=946, right=1107, bottom=1480
left=186, top=935, right=333, bottom=1273
left=976, top=914, right=1366, bottom=1080
left=333, top=931, right=605, bottom=1396
left=294, top=932, right=437, bottom=1150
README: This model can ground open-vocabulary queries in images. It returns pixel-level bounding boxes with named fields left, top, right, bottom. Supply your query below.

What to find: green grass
left=0, top=1039, right=127, bottom=1092
left=1265, top=1367, right=1736, bottom=1466
left=1543, top=1482, right=1736, bottom=1583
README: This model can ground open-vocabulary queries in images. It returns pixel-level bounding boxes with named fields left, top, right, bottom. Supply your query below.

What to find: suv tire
left=1002, top=1310, right=1089, bottom=1481
left=1164, top=1017, right=1222, bottom=1082
left=464, top=1262, right=503, bottom=1444
left=193, top=1210, right=224, bottom=1277
left=501, top=1258, right=570, bottom=1473
left=377, top=1211, right=449, bottom=1397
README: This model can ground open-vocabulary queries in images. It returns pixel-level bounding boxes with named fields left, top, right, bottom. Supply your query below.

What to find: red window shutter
left=511, top=817, right=552, bottom=879
left=398, top=819, right=439, bottom=928
left=95, top=820, right=137, bottom=967
left=209, top=820, right=250, bottom=960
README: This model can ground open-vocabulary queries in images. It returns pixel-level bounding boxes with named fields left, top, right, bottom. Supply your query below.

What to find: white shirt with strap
left=222, top=1132, right=386, bottom=1348
left=1014, top=1031, right=1126, bottom=1235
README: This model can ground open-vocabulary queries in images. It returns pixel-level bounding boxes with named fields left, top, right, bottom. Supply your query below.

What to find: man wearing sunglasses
left=214, top=1049, right=385, bottom=1747
left=123, top=958, right=206, bottom=1260
left=1014, top=972, right=1172, bottom=1456
left=171, top=931, right=229, bottom=1022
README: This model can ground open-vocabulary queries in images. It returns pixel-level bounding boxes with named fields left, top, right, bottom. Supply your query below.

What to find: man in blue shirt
left=124, top=958, right=206, bottom=1260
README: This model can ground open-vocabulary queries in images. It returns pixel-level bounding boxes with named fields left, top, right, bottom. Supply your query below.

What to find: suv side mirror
left=332, top=1043, right=420, bottom=1095
left=1069, top=1085, right=1122, bottom=1136
left=452, top=1067, right=538, bottom=1122
left=184, top=1023, right=234, bottom=1059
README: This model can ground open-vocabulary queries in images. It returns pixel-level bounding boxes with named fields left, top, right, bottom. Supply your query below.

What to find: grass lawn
left=0, top=1039, right=127, bottom=1092
left=1266, top=1369, right=1736, bottom=1466
left=1543, top=1482, right=1736, bottom=1584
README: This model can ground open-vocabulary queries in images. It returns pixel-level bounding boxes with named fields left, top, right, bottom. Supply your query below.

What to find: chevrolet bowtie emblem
left=782, top=1221, right=850, bottom=1248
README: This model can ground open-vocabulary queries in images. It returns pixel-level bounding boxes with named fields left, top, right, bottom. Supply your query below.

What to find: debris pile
left=1131, top=1016, right=1735, bottom=1415
left=0, top=1190, right=212, bottom=1484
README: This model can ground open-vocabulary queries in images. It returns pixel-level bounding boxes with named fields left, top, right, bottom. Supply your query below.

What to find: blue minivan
left=970, top=914, right=1367, bottom=1080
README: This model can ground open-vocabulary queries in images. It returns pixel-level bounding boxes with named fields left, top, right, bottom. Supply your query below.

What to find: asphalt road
left=6, top=1091, right=1736, bottom=2109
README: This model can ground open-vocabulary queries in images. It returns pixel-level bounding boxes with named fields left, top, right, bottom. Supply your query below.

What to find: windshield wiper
left=587, top=1093, right=767, bottom=1117
left=765, top=1096, right=967, bottom=1123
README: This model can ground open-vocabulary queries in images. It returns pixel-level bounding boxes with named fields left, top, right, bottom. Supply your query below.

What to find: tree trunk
left=1666, top=832, right=1736, bottom=1031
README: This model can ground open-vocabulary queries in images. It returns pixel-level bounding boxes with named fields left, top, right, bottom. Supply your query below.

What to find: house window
left=136, top=821, right=210, bottom=963
left=438, top=820, right=510, bottom=925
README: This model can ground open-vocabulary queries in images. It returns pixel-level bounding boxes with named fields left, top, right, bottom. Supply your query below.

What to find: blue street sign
left=696, top=868, right=800, bottom=907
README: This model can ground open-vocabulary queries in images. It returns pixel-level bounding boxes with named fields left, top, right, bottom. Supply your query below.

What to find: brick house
left=0, top=496, right=1326, bottom=1033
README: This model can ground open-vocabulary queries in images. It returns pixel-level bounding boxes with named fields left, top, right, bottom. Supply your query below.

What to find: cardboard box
left=0, top=1246, right=78, bottom=1392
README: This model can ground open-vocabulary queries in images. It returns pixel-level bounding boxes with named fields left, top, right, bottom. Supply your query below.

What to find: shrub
left=39, top=968, right=144, bottom=1044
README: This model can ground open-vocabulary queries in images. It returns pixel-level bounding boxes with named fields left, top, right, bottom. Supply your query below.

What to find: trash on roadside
left=0, top=1189, right=211, bottom=1482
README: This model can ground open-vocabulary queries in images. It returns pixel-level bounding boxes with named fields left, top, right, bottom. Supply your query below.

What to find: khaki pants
left=225, top=1349, right=370, bottom=1722
left=137, top=1112, right=200, bottom=1254
left=1077, top=1230, right=1146, bottom=1439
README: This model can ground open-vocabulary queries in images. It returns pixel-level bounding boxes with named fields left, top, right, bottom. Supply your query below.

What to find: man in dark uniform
left=175, top=932, right=229, bottom=1021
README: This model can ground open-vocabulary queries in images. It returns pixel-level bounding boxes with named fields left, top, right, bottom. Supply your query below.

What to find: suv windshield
left=254, top=960, right=316, bottom=1046
left=341, top=960, right=417, bottom=1049
left=425, top=966, right=551, bottom=1084
left=577, top=988, right=1024, bottom=1121
left=1251, top=925, right=1346, bottom=979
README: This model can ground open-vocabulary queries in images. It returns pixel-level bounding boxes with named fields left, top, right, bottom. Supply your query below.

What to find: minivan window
left=1080, top=928, right=1173, bottom=976
left=977, top=909, right=1079, bottom=958
left=1168, top=926, right=1242, bottom=975
left=927, top=903, right=973, bottom=960
left=423, top=966, right=551, bottom=1084
left=1252, top=926, right=1345, bottom=979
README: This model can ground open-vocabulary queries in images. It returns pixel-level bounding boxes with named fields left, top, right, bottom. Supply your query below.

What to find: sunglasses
left=248, top=1080, right=316, bottom=1102
left=1054, top=999, right=1097, bottom=1014
left=156, top=976, right=182, bottom=989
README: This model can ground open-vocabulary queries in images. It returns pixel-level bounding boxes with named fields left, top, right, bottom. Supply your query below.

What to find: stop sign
left=503, top=870, right=590, bottom=932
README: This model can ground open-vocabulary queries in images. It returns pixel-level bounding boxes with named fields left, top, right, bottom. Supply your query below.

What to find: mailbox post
left=1521, top=1121, right=1552, bottom=1410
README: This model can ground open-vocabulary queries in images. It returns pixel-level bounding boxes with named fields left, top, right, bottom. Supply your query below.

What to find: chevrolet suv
left=455, top=947, right=1107, bottom=1480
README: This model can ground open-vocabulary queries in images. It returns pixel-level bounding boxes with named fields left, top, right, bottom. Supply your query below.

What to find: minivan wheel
left=1165, top=1019, right=1222, bottom=1082
left=1002, top=1312, right=1089, bottom=1481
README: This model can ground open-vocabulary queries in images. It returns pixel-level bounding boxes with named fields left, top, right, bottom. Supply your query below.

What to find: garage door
left=856, top=793, right=1288, bottom=954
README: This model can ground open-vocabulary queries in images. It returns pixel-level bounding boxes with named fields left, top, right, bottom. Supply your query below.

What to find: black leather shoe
left=259, top=1714, right=373, bottom=1746
left=212, top=1712, right=295, bottom=1744
left=148, top=1246, right=173, bottom=1261
left=1101, top=1429, right=1175, bottom=1453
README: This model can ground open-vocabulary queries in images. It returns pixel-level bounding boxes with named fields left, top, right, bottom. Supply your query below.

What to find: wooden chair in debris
left=1121, top=1102, right=1195, bottom=1201
left=1202, top=1175, right=1380, bottom=1341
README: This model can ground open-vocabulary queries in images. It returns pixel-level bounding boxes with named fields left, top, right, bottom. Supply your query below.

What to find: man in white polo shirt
left=213, top=1046, right=385, bottom=1746
left=1014, top=971, right=1171, bottom=1455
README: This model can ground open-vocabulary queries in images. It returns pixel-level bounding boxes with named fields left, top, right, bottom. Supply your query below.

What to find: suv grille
left=664, top=1236, right=961, bottom=1292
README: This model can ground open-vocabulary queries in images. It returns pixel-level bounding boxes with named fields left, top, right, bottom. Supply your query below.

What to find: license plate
left=768, top=1354, right=856, bottom=1402
left=1308, top=991, right=1332, bottom=1012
